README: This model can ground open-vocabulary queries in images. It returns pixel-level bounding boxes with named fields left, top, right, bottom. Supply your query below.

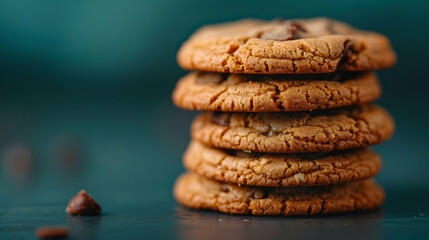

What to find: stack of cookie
left=172, top=18, right=396, bottom=215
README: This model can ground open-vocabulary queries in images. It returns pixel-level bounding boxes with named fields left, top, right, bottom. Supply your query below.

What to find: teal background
left=0, top=0, right=428, bottom=239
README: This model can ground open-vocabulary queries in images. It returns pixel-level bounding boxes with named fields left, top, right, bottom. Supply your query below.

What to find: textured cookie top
left=191, top=104, right=394, bottom=153
left=173, top=172, right=384, bottom=215
left=177, top=18, right=396, bottom=74
left=184, top=141, right=381, bottom=187
left=172, top=71, right=381, bottom=112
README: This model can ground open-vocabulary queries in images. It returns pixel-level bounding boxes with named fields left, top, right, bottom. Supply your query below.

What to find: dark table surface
left=1, top=191, right=429, bottom=240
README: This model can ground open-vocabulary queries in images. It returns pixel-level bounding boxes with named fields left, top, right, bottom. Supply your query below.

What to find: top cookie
left=177, top=18, right=396, bottom=74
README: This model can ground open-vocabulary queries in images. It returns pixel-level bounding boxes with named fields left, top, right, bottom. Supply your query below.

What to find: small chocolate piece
left=211, top=113, right=230, bottom=127
left=336, top=39, right=356, bottom=69
left=289, top=22, right=307, bottom=38
left=66, top=190, right=102, bottom=216
left=252, top=190, right=266, bottom=199
left=231, top=150, right=264, bottom=159
left=260, top=21, right=307, bottom=41
left=221, top=185, right=229, bottom=193
left=36, top=226, right=69, bottom=239
left=195, top=72, right=228, bottom=85
left=233, top=150, right=254, bottom=158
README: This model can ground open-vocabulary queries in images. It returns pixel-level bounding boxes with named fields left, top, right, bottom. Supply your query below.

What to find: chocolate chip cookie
left=191, top=104, right=394, bottom=153
left=177, top=18, right=396, bottom=74
left=173, top=72, right=381, bottom=112
left=173, top=172, right=384, bottom=215
left=183, top=140, right=381, bottom=187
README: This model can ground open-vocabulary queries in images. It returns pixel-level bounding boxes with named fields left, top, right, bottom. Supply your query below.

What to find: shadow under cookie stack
left=172, top=18, right=396, bottom=216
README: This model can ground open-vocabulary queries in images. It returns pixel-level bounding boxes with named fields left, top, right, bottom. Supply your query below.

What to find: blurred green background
left=0, top=0, right=428, bottom=238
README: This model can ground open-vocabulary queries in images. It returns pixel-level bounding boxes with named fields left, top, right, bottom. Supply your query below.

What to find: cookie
left=173, top=172, right=384, bottom=215
left=191, top=104, right=394, bottom=153
left=177, top=18, right=396, bottom=74
left=172, top=71, right=381, bottom=112
left=183, top=140, right=381, bottom=187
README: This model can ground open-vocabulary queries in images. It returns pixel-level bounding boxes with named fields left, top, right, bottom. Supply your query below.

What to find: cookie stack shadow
left=172, top=18, right=396, bottom=216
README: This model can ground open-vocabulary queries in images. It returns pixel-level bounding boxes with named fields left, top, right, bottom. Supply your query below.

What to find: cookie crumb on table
left=35, top=226, right=69, bottom=239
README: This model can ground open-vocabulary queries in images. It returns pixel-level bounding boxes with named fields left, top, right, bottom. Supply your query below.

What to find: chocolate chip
left=289, top=22, right=307, bottom=35
left=221, top=185, right=229, bottom=193
left=336, top=40, right=356, bottom=69
left=35, top=226, right=69, bottom=239
left=260, top=21, right=307, bottom=41
left=195, top=72, right=228, bottom=85
left=212, top=113, right=230, bottom=127
left=66, top=190, right=102, bottom=216
left=231, top=150, right=264, bottom=158
left=252, top=190, right=266, bottom=199
left=296, top=152, right=332, bottom=161
left=233, top=150, right=253, bottom=158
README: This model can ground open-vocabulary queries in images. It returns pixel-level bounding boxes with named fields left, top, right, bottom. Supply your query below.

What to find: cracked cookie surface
left=183, top=140, right=381, bottom=187
left=172, top=71, right=381, bottom=112
left=191, top=104, right=394, bottom=153
left=177, top=18, right=396, bottom=74
left=173, top=172, right=384, bottom=215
